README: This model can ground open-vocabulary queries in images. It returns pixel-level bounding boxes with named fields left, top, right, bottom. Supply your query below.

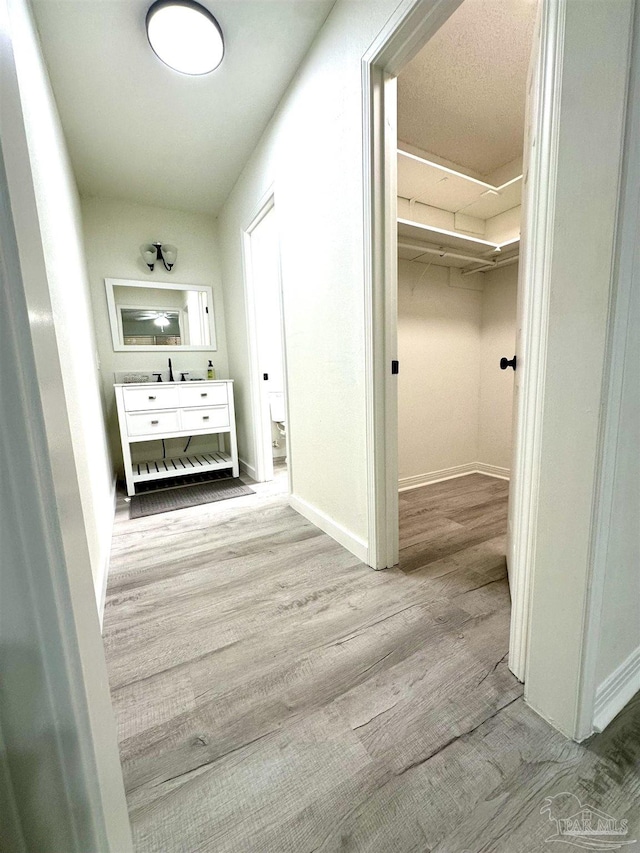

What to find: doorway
left=243, top=196, right=290, bottom=486
left=393, top=1, right=531, bottom=613
left=363, top=0, right=564, bottom=684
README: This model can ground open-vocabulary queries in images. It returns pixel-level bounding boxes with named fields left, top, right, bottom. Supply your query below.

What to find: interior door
left=247, top=203, right=284, bottom=482
left=506, top=4, right=541, bottom=587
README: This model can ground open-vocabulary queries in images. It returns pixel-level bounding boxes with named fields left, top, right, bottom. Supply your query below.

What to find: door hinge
left=391, top=360, right=399, bottom=375
left=263, top=373, right=269, bottom=380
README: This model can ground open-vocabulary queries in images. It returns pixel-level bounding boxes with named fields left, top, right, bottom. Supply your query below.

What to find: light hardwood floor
left=103, top=471, right=640, bottom=852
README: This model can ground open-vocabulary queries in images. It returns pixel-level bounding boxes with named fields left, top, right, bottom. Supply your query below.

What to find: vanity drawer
left=123, top=386, right=180, bottom=412
left=180, top=405, right=229, bottom=432
left=126, top=410, right=180, bottom=437
left=179, top=383, right=228, bottom=408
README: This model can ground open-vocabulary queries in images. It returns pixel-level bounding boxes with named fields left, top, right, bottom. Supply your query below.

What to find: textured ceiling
left=31, top=0, right=337, bottom=214
left=398, top=0, right=537, bottom=177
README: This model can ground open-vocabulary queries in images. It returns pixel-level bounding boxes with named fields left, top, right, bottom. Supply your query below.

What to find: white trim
left=362, top=0, right=465, bottom=571
left=97, top=477, right=117, bottom=631
left=362, top=62, right=397, bottom=569
left=507, top=0, right=565, bottom=683
left=399, top=462, right=510, bottom=492
left=239, top=458, right=257, bottom=481
left=289, top=494, right=368, bottom=565
left=475, top=462, right=510, bottom=480
left=241, top=188, right=274, bottom=484
left=363, top=0, right=464, bottom=75
left=398, top=463, right=476, bottom=491
left=593, top=646, right=640, bottom=733
left=362, top=0, right=465, bottom=570
left=270, top=199, right=294, bottom=498
left=241, top=188, right=291, bottom=488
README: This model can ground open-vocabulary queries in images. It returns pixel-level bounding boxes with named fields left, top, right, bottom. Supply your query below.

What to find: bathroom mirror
left=105, top=278, right=217, bottom=352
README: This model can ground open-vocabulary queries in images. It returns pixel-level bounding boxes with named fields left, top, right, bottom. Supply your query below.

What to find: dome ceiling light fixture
left=146, top=0, right=224, bottom=76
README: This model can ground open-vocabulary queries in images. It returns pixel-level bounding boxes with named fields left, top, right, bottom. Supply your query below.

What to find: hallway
left=103, top=474, right=640, bottom=852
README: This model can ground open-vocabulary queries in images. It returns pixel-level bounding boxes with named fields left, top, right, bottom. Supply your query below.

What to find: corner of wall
left=289, top=493, right=368, bottom=565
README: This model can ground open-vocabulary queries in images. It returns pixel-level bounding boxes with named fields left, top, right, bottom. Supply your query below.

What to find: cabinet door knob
left=203, top=415, right=210, bottom=420
left=201, top=392, right=207, bottom=397
left=148, top=395, right=156, bottom=400
left=151, top=420, right=159, bottom=425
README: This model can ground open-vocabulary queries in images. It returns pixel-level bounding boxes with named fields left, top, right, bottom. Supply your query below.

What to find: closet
left=395, top=0, right=535, bottom=491
left=396, top=149, right=519, bottom=488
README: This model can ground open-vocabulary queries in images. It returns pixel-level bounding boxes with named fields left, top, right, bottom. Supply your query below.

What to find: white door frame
left=362, top=0, right=565, bottom=683
left=242, top=189, right=292, bottom=486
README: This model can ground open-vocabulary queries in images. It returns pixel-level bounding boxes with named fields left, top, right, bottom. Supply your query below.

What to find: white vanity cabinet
left=114, top=380, right=239, bottom=496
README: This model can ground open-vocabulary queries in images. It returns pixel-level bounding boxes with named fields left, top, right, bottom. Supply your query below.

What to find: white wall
left=478, top=264, right=517, bottom=471
left=595, top=268, right=640, bottom=692
left=81, top=197, right=229, bottom=471
left=592, top=0, right=640, bottom=731
left=218, top=0, right=406, bottom=553
left=8, top=0, right=114, bottom=608
left=397, top=260, right=482, bottom=482
left=397, top=259, right=517, bottom=485
left=524, top=0, right=634, bottom=739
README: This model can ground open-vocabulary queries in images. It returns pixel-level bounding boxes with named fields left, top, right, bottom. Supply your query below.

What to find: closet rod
left=398, top=240, right=497, bottom=267
left=461, top=253, right=519, bottom=276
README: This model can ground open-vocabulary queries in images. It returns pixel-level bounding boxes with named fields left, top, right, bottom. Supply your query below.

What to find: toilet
left=268, top=391, right=286, bottom=437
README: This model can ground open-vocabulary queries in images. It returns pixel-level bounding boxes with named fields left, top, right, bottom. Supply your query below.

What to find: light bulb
left=140, top=243, right=158, bottom=269
left=162, top=244, right=177, bottom=268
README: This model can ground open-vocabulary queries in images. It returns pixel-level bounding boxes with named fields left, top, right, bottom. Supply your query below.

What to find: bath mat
left=130, top=477, right=255, bottom=518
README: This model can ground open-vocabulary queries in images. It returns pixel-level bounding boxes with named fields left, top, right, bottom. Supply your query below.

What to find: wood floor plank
left=102, top=470, right=640, bottom=852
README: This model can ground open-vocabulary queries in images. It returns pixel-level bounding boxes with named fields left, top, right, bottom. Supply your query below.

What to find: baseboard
left=239, top=458, right=257, bottom=481
left=97, top=477, right=117, bottom=632
left=474, top=462, right=511, bottom=480
left=398, top=463, right=477, bottom=491
left=289, top=493, right=368, bottom=564
left=399, top=462, right=510, bottom=492
left=593, top=645, right=640, bottom=732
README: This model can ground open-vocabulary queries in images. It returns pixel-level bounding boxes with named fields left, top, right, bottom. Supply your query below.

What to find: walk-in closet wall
left=397, top=258, right=517, bottom=487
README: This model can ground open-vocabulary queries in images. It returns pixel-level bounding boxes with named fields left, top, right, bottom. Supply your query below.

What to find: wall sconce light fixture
left=140, top=242, right=178, bottom=271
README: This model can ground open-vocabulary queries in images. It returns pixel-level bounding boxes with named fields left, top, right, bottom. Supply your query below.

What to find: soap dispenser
left=207, top=360, right=215, bottom=380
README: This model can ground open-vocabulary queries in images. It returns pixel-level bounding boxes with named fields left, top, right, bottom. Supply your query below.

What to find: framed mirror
left=105, top=278, right=217, bottom=352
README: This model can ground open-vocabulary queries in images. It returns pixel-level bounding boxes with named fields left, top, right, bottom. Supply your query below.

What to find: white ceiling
left=397, top=0, right=537, bottom=177
left=31, top=0, right=337, bottom=214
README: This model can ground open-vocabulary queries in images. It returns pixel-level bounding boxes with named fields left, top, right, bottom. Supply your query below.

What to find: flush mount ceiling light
left=146, top=0, right=224, bottom=75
